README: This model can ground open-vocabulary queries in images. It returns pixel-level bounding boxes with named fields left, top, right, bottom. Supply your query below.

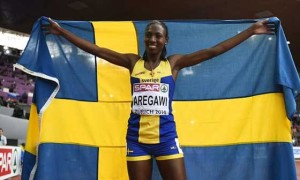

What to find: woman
left=44, top=18, right=273, bottom=180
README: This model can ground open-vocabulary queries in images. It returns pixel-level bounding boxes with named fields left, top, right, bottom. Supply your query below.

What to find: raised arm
left=43, top=18, right=139, bottom=71
left=170, top=19, right=274, bottom=71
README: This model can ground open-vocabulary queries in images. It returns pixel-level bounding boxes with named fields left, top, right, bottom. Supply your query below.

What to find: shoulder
left=126, top=53, right=141, bottom=72
left=167, top=54, right=184, bottom=70
left=125, top=53, right=140, bottom=62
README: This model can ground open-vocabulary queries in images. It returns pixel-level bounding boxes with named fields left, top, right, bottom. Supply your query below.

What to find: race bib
left=132, top=83, right=169, bottom=115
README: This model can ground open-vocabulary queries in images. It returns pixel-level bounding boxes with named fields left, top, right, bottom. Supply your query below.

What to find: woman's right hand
left=42, top=18, right=63, bottom=35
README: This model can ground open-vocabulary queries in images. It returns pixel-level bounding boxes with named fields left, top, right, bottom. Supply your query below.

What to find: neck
left=145, top=59, right=160, bottom=70
left=146, top=52, right=162, bottom=62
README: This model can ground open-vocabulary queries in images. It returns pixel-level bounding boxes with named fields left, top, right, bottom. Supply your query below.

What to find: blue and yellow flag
left=16, top=16, right=299, bottom=180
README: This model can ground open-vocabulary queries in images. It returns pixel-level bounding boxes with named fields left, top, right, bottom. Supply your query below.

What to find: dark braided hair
left=142, top=20, right=169, bottom=61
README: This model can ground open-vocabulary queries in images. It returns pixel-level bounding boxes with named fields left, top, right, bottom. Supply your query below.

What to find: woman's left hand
left=252, top=19, right=275, bottom=35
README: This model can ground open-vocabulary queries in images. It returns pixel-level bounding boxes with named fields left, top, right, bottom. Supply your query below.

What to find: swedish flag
left=16, top=16, right=299, bottom=180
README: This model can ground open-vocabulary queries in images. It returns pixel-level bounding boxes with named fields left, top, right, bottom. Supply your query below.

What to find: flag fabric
left=15, top=16, right=300, bottom=180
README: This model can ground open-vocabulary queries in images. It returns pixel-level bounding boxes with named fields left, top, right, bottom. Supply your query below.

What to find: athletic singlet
left=126, top=59, right=178, bottom=144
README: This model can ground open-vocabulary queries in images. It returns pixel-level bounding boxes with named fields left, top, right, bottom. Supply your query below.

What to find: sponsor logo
left=134, top=83, right=169, bottom=93
left=12, top=149, right=18, bottom=173
left=160, top=84, right=168, bottom=93
left=134, top=83, right=160, bottom=92
left=0, top=148, right=19, bottom=176
left=0, top=148, right=12, bottom=176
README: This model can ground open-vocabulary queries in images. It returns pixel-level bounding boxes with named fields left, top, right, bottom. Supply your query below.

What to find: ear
left=165, top=37, right=169, bottom=45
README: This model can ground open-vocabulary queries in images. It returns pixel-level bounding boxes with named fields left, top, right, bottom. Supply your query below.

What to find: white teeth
left=149, top=45, right=156, bottom=48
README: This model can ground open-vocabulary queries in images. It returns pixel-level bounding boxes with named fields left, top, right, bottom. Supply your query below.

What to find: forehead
left=146, top=23, right=165, bottom=34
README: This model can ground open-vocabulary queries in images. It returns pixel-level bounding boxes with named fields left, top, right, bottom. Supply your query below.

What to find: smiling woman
left=143, top=20, right=169, bottom=62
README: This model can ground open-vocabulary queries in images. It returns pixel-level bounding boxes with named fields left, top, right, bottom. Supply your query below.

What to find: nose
left=149, top=35, right=156, bottom=42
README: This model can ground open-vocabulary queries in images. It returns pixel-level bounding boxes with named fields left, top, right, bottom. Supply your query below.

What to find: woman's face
left=144, top=23, right=168, bottom=55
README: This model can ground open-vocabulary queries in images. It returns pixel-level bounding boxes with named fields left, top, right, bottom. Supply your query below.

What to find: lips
left=148, top=45, right=157, bottom=49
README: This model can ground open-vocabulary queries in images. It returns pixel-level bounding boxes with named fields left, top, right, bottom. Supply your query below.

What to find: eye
left=145, top=32, right=152, bottom=38
left=156, top=34, right=163, bottom=38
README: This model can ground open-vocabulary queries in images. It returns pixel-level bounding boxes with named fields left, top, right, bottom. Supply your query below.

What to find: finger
left=48, top=17, right=57, bottom=25
left=268, top=27, right=276, bottom=31
left=267, top=31, right=275, bottom=35
left=265, top=20, right=276, bottom=26
left=265, top=28, right=276, bottom=34
left=48, top=18, right=61, bottom=27
left=266, top=24, right=275, bottom=29
left=267, top=25, right=277, bottom=33
left=258, top=19, right=269, bottom=24
left=262, top=19, right=269, bottom=23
